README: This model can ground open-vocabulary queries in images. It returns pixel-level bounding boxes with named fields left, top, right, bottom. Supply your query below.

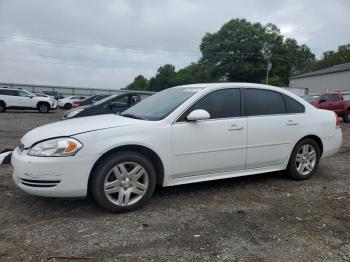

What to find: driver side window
left=178, top=88, right=241, bottom=122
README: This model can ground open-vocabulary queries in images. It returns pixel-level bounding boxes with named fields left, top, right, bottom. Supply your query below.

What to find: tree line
left=124, top=19, right=350, bottom=91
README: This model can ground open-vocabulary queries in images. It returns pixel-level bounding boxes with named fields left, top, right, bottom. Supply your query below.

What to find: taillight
left=335, top=113, right=340, bottom=127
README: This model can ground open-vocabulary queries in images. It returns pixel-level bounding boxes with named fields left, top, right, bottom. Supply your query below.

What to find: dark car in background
left=64, top=91, right=154, bottom=119
left=72, top=94, right=110, bottom=108
left=42, top=91, right=64, bottom=100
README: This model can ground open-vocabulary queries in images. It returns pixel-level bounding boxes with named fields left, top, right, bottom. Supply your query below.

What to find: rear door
left=244, top=88, right=302, bottom=169
left=317, top=94, right=332, bottom=111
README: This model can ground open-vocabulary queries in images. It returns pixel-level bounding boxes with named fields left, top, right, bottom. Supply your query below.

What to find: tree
left=125, top=18, right=316, bottom=89
left=200, top=19, right=315, bottom=86
left=149, top=64, right=176, bottom=91
left=304, top=44, right=350, bottom=72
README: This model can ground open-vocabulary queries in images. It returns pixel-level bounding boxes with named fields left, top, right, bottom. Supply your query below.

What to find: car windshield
left=302, top=95, right=319, bottom=103
left=121, top=87, right=202, bottom=121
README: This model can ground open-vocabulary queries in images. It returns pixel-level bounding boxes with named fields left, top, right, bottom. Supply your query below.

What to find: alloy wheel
left=104, top=162, right=149, bottom=206
left=295, top=144, right=317, bottom=176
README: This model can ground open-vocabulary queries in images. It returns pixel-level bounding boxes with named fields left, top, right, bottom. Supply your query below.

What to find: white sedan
left=57, top=96, right=87, bottom=109
left=12, top=83, right=342, bottom=212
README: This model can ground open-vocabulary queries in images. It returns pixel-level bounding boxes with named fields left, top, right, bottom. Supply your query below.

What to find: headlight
left=28, top=138, right=83, bottom=157
left=66, top=109, right=84, bottom=118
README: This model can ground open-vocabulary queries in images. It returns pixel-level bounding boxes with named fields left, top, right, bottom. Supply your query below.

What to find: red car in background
left=303, top=92, right=350, bottom=123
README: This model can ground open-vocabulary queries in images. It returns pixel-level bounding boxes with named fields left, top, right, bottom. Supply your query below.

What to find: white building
left=290, top=63, right=350, bottom=94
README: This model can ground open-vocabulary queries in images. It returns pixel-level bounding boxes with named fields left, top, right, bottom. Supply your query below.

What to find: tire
left=0, top=101, right=6, bottom=112
left=287, top=138, right=321, bottom=180
left=37, top=102, right=49, bottom=113
left=91, top=151, right=156, bottom=213
left=64, top=103, right=72, bottom=110
left=343, top=109, right=350, bottom=123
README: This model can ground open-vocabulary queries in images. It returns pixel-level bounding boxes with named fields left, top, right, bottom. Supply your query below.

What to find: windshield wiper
left=120, top=113, right=143, bottom=120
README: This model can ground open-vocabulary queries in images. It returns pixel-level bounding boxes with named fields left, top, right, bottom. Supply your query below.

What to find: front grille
left=21, top=178, right=60, bottom=188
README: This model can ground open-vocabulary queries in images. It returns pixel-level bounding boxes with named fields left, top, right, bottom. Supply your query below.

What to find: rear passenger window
left=331, top=94, right=340, bottom=101
left=284, top=95, right=305, bottom=113
left=179, top=89, right=241, bottom=121
left=245, top=89, right=286, bottom=116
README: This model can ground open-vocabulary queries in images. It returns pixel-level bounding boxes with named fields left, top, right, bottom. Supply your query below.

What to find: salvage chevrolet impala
left=12, top=83, right=342, bottom=212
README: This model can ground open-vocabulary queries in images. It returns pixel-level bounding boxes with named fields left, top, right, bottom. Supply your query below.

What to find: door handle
left=286, top=120, right=298, bottom=126
left=228, top=124, right=244, bottom=131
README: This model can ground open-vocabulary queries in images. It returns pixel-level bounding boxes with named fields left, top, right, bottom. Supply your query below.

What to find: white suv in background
left=0, top=88, right=57, bottom=113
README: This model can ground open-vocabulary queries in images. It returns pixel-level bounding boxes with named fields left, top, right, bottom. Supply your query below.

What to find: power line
left=0, top=51, right=188, bottom=67
left=0, top=34, right=201, bottom=57
left=0, top=57, right=164, bottom=70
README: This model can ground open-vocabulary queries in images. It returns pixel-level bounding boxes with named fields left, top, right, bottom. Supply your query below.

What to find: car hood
left=21, top=114, right=140, bottom=147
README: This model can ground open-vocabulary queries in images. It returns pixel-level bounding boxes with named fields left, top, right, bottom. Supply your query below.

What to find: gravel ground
left=0, top=110, right=349, bottom=262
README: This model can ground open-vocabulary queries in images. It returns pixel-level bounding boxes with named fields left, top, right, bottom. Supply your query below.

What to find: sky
left=0, top=0, right=349, bottom=89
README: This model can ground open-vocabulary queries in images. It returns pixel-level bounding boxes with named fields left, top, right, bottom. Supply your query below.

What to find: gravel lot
left=0, top=110, right=349, bottom=261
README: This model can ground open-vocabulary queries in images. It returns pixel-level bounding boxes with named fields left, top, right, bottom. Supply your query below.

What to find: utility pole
left=262, top=45, right=272, bottom=85
left=266, top=56, right=272, bottom=85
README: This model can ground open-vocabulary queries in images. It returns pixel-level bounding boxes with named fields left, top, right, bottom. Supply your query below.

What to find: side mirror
left=319, top=99, right=326, bottom=103
left=186, top=109, right=210, bottom=121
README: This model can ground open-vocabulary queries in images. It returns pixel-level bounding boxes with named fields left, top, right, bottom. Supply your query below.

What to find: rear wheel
left=38, top=102, right=49, bottom=113
left=0, top=101, right=6, bottom=112
left=91, top=151, right=156, bottom=213
left=287, top=138, right=321, bottom=180
left=343, top=109, right=350, bottom=123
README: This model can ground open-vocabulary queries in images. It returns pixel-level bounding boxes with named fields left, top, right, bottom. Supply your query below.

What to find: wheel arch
left=290, top=134, right=324, bottom=159
left=87, top=144, right=165, bottom=196
left=36, top=101, right=50, bottom=108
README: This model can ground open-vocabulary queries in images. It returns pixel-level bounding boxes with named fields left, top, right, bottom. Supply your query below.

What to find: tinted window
left=284, top=95, right=305, bottom=113
left=0, top=90, right=17, bottom=96
left=320, top=95, right=330, bottom=102
left=331, top=94, right=340, bottom=102
left=179, top=89, right=241, bottom=121
left=110, top=95, right=128, bottom=106
left=245, top=89, right=286, bottom=116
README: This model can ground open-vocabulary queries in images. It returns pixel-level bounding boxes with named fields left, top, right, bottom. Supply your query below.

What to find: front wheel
left=0, top=101, right=6, bottom=112
left=38, top=103, right=49, bottom=113
left=287, top=138, right=321, bottom=180
left=91, top=152, right=156, bottom=213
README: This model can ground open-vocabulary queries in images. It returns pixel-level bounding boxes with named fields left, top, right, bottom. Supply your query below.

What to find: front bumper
left=11, top=147, right=96, bottom=197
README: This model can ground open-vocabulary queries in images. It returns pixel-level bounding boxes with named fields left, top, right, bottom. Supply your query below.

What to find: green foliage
left=124, top=75, right=149, bottom=90
left=304, top=44, right=350, bottom=72
left=200, top=19, right=315, bottom=86
left=124, top=18, right=322, bottom=90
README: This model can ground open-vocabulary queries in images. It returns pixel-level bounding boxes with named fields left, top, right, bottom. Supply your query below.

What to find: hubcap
left=104, top=162, right=149, bottom=206
left=40, top=105, right=48, bottom=112
left=295, top=144, right=317, bottom=176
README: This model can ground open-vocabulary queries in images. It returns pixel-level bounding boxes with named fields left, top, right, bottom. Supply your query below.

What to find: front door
left=15, top=90, right=36, bottom=108
left=171, top=88, right=247, bottom=178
